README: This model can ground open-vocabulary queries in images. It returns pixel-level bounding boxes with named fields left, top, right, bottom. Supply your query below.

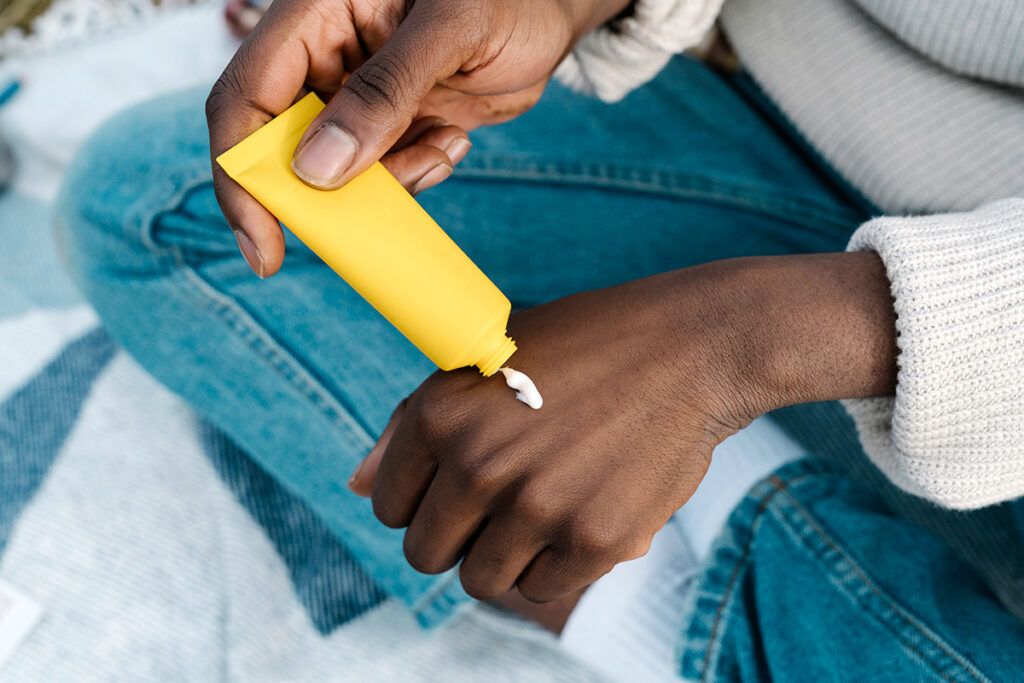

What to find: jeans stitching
left=456, top=155, right=866, bottom=238
left=771, top=477, right=992, bottom=683
left=698, top=477, right=794, bottom=683
left=679, top=461, right=834, bottom=682
left=690, top=463, right=991, bottom=683
left=123, top=167, right=375, bottom=450
left=122, top=167, right=461, bottom=621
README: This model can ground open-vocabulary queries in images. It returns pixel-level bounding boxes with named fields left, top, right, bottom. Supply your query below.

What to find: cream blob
left=498, top=367, right=543, bottom=409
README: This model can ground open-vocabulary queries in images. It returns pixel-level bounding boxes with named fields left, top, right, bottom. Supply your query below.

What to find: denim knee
left=56, top=87, right=213, bottom=304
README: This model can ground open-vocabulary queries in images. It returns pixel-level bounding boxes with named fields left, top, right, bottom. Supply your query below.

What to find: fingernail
left=291, top=123, right=358, bottom=187
left=232, top=228, right=265, bottom=278
left=411, top=163, right=453, bottom=195
left=348, top=453, right=372, bottom=492
left=444, top=137, right=472, bottom=165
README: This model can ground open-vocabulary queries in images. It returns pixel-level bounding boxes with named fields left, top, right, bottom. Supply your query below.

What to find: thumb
left=291, top=4, right=475, bottom=189
left=349, top=400, right=407, bottom=497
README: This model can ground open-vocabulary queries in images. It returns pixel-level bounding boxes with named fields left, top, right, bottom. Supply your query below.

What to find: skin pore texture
left=499, top=367, right=544, bottom=409
left=208, top=0, right=898, bottom=631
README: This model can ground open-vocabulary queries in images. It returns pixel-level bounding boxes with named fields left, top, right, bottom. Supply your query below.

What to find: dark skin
left=208, top=0, right=898, bottom=621
left=350, top=253, right=897, bottom=605
left=206, top=0, right=630, bottom=274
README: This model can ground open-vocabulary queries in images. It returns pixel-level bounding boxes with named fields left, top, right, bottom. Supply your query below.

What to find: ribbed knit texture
left=845, top=200, right=1024, bottom=509
left=855, top=0, right=1024, bottom=87
left=562, top=0, right=1024, bottom=509
left=554, top=0, right=723, bottom=102
left=718, top=0, right=1024, bottom=214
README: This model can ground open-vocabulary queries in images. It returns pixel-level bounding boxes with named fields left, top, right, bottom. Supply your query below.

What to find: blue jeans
left=59, top=56, right=1024, bottom=678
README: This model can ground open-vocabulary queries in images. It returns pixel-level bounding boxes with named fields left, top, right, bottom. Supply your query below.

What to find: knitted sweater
left=557, top=0, right=1024, bottom=510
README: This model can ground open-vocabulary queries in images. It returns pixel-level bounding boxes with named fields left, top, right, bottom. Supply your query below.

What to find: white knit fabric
left=562, top=0, right=1024, bottom=509
left=719, top=0, right=1024, bottom=215
left=555, top=0, right=723, bottom=102
left=844, top=200, right=1024, bottom=510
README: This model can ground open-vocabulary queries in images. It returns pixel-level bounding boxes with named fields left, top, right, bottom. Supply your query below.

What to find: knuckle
left=411, top=381, right=471, bottom=445
left=459, top=568, right=503, bottom=601
left=516, top=581, right=556, bottom=604
left=622, top=534, right=654, bottom=562
left=452, top=455, right=507, bottom=497
left=568, top=522, right=618, bottom=558
left=345, top=54, right=411, bottom=117
left=413, top=395, right=456, bottom=444
left=441, top=0, right=490, bottom=44
left=206, top=51, right=252, bottom=119
left=513, top=483, right=558, bottom=526
left=206, top=69, right=261, bottom=136
left=403, top=539, right=448, bottom=575
left=371, top=495, right=408, bottom=529
left=205, top=78, right=233, bottom=124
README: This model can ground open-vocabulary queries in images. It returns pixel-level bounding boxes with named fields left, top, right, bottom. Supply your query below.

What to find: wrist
left=711, top=252, right=898, bottom=416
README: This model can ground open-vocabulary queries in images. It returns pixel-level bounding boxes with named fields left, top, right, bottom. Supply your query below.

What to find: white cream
left=498, top=367, right=543, bottom=409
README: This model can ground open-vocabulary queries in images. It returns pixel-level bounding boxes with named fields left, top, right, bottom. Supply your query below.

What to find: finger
left=458, top=517, right=545, bottom=601
left=290, top=1, right=478, bottom=189
left=401, top=472, right=487, bottom=574
left=214, top=176, right=283, bottom=279
left=381, top=123, right=469, bottom=193
left=390, top=116, right=449, bottom=152
left=349, top=400, right=406, bottom=496
left=207, top=1, right=339, bottom=276
left=411, top=124, right=471, bottom=164
left=371, top=402, right=437, bottom=528
left=381, top=147, right=452, bottom=195
left=516, top=547, right=613, bottom=604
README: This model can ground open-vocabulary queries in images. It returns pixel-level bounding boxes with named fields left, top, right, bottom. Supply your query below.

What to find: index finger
left=205, top=1, right=327, bottom=277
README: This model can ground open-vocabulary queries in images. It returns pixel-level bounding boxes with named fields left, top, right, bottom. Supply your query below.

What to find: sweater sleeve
left=843, top=199, right=1024, bottom=510
left=554, top=0, right=724, bottom=102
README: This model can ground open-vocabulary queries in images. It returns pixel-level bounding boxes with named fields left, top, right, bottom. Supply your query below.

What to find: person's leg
left=57, top=55, right=867, bottom=626
left=680, top=459, right=1024, bottom=682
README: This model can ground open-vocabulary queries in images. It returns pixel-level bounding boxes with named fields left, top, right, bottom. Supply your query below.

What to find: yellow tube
left=216, top=93, right=516, bottom=376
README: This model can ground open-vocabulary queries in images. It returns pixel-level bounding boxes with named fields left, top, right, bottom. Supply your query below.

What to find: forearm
left=666, top=252, right=898, bottom=426
left=735, top=251, right=897, bottom=408
left=690, top=200, right=1024, bottom=511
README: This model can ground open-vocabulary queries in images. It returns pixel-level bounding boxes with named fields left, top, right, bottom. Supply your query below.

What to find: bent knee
left=57, top=87, right=213, bottom=290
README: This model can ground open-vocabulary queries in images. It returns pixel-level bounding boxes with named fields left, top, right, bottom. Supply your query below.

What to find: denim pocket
left=680, top=459, right=1005, bottom=683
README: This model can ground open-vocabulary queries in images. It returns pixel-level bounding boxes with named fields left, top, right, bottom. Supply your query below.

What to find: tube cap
left=476, top=335, right=517, bottom=377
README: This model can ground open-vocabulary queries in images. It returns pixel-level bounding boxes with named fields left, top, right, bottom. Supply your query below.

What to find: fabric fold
left=555, top=0, right=723, bottom=102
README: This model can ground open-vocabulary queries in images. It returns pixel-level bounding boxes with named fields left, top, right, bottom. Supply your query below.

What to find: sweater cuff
left=555, top=0, right=724, bottom=102
left=842, top=199, right=1024, bottom=510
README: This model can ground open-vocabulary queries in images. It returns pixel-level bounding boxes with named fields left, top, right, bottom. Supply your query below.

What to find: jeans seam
left=456, top=155, right=865, bottom=238
left=122, top=166, right=460, bottom=622
left=699, top=483, right=786, bottom=683
left=680, top=461, right=834, bottom=682
left=771, top=477, right=992, bottom=683
left=125, top=169, right=377, bottom=451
